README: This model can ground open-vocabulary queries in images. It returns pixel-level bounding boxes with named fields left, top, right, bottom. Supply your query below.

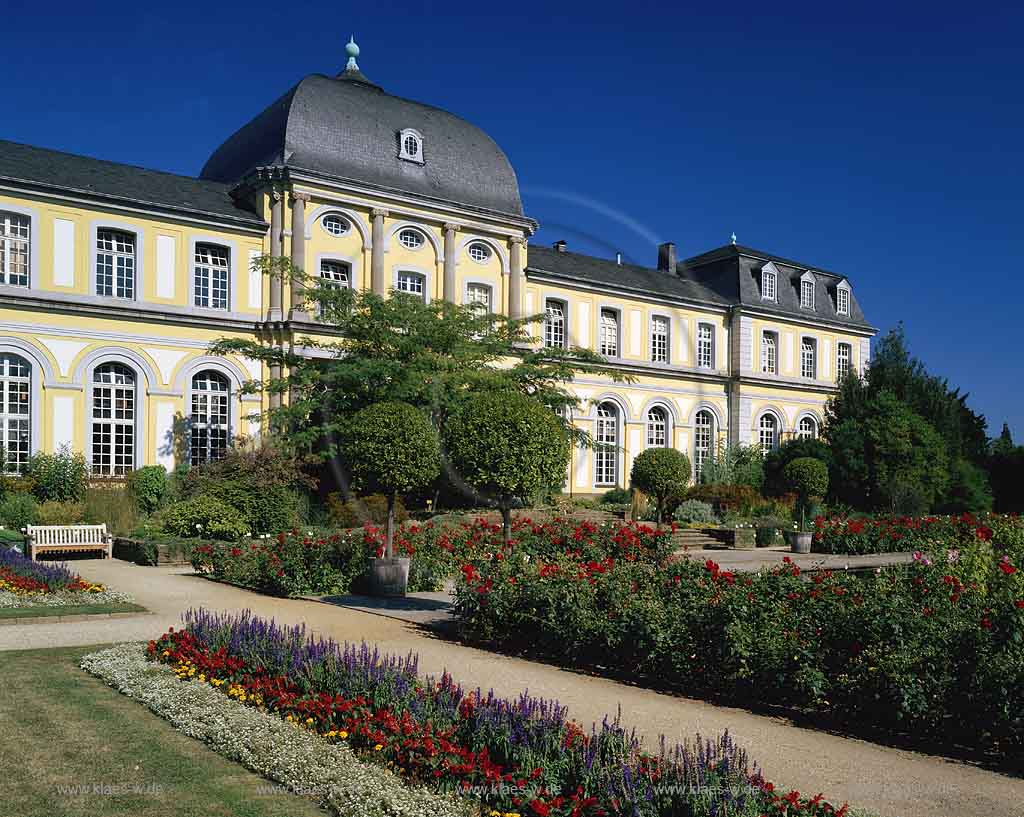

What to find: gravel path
left=3, top=559, right=1020, bottom=817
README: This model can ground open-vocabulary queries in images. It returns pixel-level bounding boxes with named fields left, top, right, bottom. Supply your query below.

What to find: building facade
left=0, top=42, right=874, bottom=494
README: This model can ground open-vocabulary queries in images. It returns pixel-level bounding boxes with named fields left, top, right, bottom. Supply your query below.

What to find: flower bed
left=189, top=519, right=675, bottom=599
left=0, top=547, right=133, bottom=608
left=454, top=536, right=1024, bottom=757
left=813, top=513, right=1023, bottom=555
left=140, top=608, right=849, bottom=817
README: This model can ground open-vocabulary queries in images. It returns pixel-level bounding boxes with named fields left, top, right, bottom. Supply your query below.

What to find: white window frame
left=646, top=406, right=668, bottom=448
left=398, top=128, right=425, bottom=164
left=466, top=242, right=492, bottom=264
left=797, top=416, right=818, bottom=440
left=95, top=228, right=138, bottom=300
left=190, top=370, right=231, bottom=465
left=800, top=278, right=815, bottom=310
left=320, top=259, right=351, bottom=290
left=837, top=284, right=850, bottom=316
left=0, top=353, right=31, bottom=473
left=801, top=337, right=817, bottom=379
left=696, top=323, right=715, bottom=369
left=90, top=362, right=138, bottom=477
left=836, top=342, right=852, bottom=381
left=599, top=308, right=620, bottom=358
left=544, top=299, right=567, bottom=349
left=193, top=243, right=231, bottom=311
left=395, top=270, right=427, bottom=301
left=758, top=413, right=778, bottom=455
left=465, top=282, right=493, bottom=312
left=761, top=266, right=777, bottom=301
left=397, top=228, right=426, bottom=250
left=0, top=211, right=31, bottom=288
left=650, top=315, right=670, bottom=363
left=693, top=409, right=714, bottom=480
left=320, top=213, right=350, bottom=237
left=761, top=331, right=778, bottom=374
left=594, top=402, right=620, bottom=487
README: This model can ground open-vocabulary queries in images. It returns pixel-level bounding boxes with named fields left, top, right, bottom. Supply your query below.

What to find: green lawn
left=0, top=647, right=329, bottom=817
left=0, top=603, right=148, bottom=620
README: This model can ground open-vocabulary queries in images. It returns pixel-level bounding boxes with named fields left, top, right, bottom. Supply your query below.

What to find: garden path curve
left=1, top=559, right=1020, bottom=817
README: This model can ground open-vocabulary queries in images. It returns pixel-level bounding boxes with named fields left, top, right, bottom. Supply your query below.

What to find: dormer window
left=836, top=281, right=851, bottom=316
left=398, top=128, right=424, bottom=164
left=761, top=262, right=778, bottom=301
left=799, top=273, right=816, bottom=310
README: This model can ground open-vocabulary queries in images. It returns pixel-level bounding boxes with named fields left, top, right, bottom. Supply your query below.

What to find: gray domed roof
left=200, top=70, right=523, bottom=217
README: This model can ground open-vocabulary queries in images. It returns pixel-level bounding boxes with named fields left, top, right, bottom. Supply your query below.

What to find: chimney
left=657, top=242, right=677, bottom=273
left=553, top=240, right=567, bottom=253
left=616, top=251, right=622, bottom=265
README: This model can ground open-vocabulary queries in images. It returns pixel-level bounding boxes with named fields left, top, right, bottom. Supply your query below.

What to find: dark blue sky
left=6, top=1, right=1022, bottom=437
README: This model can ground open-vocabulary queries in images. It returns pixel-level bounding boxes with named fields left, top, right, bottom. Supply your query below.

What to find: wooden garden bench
left=26, top=524, right=112, bottom=561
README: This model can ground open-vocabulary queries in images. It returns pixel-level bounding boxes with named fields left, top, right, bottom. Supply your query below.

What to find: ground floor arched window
left=0, top=353, right=30, bottom=473
left=595, top=402, right=619, bottom=486
left=190, top=371, right=231, bottom=464
left=92, top=362, right=136, bottom=476
left=758, top=413, right=778, bottom=455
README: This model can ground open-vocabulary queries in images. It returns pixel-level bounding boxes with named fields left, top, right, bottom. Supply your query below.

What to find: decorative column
left=442, top=223, right=460, bottom=302
left=371, top=208, right=388, bottom=295
left=289, top=191, right=310, bottom=319
left=268, top=190, right=283, bottom=321
left=509, top=236, right=526, bottom=319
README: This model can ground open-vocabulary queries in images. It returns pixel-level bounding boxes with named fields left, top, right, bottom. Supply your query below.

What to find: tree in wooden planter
left=444, top=392, right=570, bottom=544
left=629, top=447, right=692, bottom=525
left=343, top=402, right=441, bottom=595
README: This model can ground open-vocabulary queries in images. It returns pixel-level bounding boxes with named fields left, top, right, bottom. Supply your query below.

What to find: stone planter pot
left=367, top=557, right=410, bottom=597
left=788, top=531, right=813, bottom=554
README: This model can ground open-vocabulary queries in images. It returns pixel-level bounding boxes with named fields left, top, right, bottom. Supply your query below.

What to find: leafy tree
left=783, top=457, right=829, bottom=530
left=343, top=402, right=441, bottom=557
left=27, top=445, right=89, bottom=502
left=763, top=437, right=832, bottom=497
left=127, top=465, right=167, bottom=514
left=630, top=448, right=692, bottom=524
left=444, top=392, right=570, bottom=543
left=937, top=458, right=993, bottom=514
left=987, top=423, right=1024, bottom=512
left=699, top=443, right=764, bottom=491
left=211, top=257, right=623, bottom=462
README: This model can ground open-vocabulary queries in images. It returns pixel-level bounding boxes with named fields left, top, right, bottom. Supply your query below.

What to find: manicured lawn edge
left=81, top=643, right=475, bottom=817
left=0, top=603, right=148, bottom=622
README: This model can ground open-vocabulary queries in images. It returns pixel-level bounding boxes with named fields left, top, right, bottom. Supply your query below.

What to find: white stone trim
left=457, top=235, right=509, bottom=273
left=304, top=204, right=370, bottom=247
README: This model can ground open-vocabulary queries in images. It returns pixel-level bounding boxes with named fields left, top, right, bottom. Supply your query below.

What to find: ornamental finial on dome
left=345, top=36, right=360, bottom=71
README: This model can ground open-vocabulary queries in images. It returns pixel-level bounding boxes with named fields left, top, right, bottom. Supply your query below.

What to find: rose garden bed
left=80, top=608, right=854, bottom=817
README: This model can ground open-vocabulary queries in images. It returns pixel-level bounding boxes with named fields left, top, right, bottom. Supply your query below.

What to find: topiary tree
left=343, top=402, right=441, bottom=558
left=444, top=392, right=570, bottom=543
left=783, top=457, right=829, bottom=531
left=128, top=465, right=167, bottom=515
left=630, top=448, right=692, bottom=524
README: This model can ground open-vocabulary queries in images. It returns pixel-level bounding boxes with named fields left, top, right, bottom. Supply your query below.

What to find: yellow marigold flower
left=374, top=743, right=383, bottom=751
left=305, top=717, right=314, bottom=725
left=339, top=731, right=348, bottom=739
left=285, top=714, right=294, bottom=722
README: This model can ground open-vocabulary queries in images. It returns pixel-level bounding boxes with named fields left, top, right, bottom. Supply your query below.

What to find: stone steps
left=671, top=528, right=726, bottom=550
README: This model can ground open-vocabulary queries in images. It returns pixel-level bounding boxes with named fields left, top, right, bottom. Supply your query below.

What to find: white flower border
left=0, top=587, right=135, bottom=609
left=80, top=644, right=475, bottom=817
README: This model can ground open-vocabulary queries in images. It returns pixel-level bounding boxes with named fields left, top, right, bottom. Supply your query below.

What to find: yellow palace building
left=0, top=40, right=873, bottom=495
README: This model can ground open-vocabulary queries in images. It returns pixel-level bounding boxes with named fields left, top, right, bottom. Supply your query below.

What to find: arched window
left=0, top=354, right=31, bottom=473
left=96, top=229, right=136, bottom=299
left=599, top=309, right=619, bottom=357
left=801, top=338, right=817, bottom=379
left=594, top=402, right=619, bottom=486
left=646, top=406, right=668, bottom=448
left=650, top=315, right=669, bottom=363
left=191, top=371, right=230, bottom=464
left=758, top=413, right=778, bottom=455
left=761, top=332, right=777, bottom=374
left=694, top=410, right=714, bottom=479
left=92, top=363, right=136, bottom=476
left=544, top=300, right=566, bottom=348
left=797, top=416, right=817, bottom=440
left=399, top=129, right=424, bottom=163
left=0, top=211, right=31, bottom=287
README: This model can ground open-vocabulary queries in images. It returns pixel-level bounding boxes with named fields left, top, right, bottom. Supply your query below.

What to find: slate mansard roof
left=0, top=139, right=264, bottom=229
left=200, top=71, right=525, bottom=219
left=527, top=243, right=872, bottom=330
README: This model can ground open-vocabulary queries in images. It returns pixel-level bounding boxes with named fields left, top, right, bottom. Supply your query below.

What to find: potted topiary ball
left=782, top=457, right=829, bottom=554
left=343, top=402, right=441, bottom=596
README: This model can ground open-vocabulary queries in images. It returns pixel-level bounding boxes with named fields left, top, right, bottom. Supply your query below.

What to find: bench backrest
left=27, top=524, right=109, bottom=545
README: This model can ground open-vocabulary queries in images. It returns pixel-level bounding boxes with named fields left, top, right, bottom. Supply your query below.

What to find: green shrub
left=26, top=445, right=88, bottom=502
left=686, top=483, right=761, bottom=515
left=82, top=486, right=140, bottom=536
left=159, top=495, right=250, bottom=541
left=128, top=465, right=167, bottom=514
left=35, top=500, right=86, bottom=525
left=629, top=448, right=691, bottom=524
left=753, top=516, right=790, bottom=546
left=672, top=500, right=717, bottom=525
left=0, top=493, right=37, bottom=530
left=182, top=445, right=313, bottom=535
left=326, top=493, right=409, bottom=528
left=699, top=443, right=764, bottom=490
left=599, top=488, right=631, bottom=505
